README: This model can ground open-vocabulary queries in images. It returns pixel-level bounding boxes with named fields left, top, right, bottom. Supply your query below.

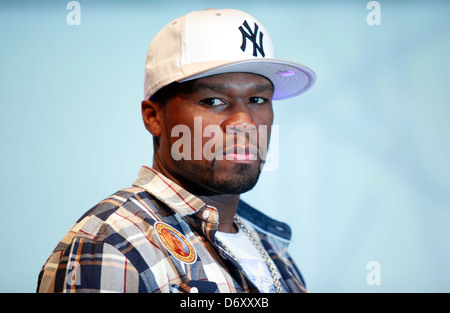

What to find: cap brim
left=179, top=59, right=316, bottom=100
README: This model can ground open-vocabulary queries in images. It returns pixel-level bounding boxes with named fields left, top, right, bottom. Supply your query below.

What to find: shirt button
left=190, top=287, right=199, bottom=293
left=202, top=210, right=210, bottom=219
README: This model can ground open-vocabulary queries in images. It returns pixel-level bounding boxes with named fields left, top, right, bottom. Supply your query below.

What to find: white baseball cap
left=144, top=8, right=316, bottom=101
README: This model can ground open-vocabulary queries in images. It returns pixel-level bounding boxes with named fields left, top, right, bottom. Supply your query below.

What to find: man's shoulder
left=237, top=199, right=292, bottom=241
left=53, top=186, right=162, bottom=252
left=76, top=186, right=150, bottom=222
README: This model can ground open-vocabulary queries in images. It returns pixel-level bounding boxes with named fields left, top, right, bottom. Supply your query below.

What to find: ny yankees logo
left=238, top=20, right=265, bottom=57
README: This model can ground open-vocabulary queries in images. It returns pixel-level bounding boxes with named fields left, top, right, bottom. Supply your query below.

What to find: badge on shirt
left=154, top=222, right=197, bottom=264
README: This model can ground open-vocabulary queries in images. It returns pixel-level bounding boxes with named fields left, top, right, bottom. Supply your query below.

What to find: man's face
left=153, top=72, right=274, bottom=195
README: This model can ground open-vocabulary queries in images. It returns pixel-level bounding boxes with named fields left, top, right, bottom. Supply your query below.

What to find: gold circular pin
left=154, top=222, right=197, bottom=264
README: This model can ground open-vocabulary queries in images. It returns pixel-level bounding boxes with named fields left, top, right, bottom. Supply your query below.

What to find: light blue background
left=1, top=0, right=449, bottom=292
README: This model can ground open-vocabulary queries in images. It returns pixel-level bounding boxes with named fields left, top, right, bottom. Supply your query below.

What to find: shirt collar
left=132, top=166, right=206, bottom=216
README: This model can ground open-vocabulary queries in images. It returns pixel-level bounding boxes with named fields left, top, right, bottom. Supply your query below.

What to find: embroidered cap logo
left=239, top=20, right=265, bottom=57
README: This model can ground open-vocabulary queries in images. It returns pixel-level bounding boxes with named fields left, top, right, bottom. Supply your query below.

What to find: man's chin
left=174, top=160, right=262, bottom=195
left=210, top=159, right=262, bottom=194
left=211, top=176, right=259, bottom=194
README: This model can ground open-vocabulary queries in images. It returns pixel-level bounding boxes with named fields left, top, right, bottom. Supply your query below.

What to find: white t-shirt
left=216, top=228, right=282, bottom=293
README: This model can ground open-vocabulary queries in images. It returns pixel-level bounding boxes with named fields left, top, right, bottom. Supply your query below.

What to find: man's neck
left=151, top=160, right=240, bottom=234
left=198, top=194, right=240, bottom=233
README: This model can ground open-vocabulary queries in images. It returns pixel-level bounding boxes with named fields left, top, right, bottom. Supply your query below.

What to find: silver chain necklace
left=215, top=215, right=283, bottom=293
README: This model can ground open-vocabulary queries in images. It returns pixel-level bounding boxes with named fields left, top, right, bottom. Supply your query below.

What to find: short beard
left=173, top=158, right=262, bottom=194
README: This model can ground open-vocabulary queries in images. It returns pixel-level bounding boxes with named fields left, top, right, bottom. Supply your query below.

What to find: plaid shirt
left=37, top=166, right=306, bottom=293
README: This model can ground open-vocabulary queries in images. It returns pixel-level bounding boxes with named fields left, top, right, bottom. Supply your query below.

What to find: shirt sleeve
left=37, top=237, right=140, bottom=293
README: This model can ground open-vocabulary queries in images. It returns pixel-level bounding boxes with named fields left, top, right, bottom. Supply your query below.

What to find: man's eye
left=200, top=98, right=226, bottom=106
left=249, top=97, right=267, bottom=104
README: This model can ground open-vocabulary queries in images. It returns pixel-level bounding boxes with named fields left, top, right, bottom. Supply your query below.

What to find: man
left=37, top=8, right=315, bottom=293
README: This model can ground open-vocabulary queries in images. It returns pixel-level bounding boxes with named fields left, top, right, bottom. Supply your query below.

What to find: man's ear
left=141, top=99, right=163, bottom=137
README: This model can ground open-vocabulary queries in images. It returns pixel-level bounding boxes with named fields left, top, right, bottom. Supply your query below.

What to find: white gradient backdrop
left=1, top=0, right=449, bottom=292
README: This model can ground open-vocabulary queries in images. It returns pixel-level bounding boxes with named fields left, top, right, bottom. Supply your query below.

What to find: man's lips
left=225, top=153, right=257, bottom=161
left=220, top=145, right=258, bottom=161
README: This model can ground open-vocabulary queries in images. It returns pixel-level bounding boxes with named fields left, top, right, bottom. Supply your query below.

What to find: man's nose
left=220, top=103, right=258, bottom=133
